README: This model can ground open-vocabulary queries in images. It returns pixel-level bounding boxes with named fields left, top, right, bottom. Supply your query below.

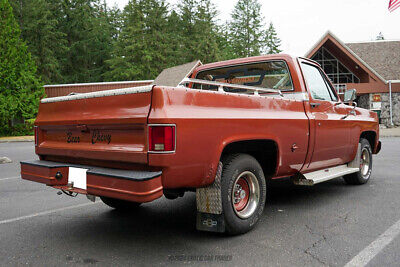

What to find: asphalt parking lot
left=0, top=139, right=399, bottom=266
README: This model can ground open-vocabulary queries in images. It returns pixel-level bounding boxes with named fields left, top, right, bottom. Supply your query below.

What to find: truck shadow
left=266, top=176, right=351, bottom=205
left=31, top=176, right=375, bottom=264
left=72, top=176, right=356, bottom=238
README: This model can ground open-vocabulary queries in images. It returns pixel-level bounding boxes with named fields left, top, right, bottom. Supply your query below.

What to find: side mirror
left=344, top=89, right=357, bottom=102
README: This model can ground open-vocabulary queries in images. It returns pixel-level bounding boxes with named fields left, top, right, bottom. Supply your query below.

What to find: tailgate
left=35, top=86, right=153, bottom=164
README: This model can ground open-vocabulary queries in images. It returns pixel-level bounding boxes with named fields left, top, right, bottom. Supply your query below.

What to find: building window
left=311, top=47, right=360, bottom=84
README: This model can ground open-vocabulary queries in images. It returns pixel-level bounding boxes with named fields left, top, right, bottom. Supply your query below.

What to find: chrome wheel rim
left=232, top=171, right=260, bottom=219
left=360, top=148, right=371, bottom=177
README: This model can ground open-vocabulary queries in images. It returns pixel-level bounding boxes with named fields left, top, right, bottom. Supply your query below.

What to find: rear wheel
left=221, top=154, right=266, bottom=235
left=100, top=196, right=142, bottom=210
left=343, top=138, right=373, bottom=185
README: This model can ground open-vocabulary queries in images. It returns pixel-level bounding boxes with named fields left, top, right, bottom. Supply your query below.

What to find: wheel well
left=360, top=131, right=376, bottom=148
left=221, top=140, right=278, bottom=178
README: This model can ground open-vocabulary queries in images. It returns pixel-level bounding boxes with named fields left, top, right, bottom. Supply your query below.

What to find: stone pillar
left=380, top=92, right=400, bottom=127
left=357, top=94, right=370, bottom=109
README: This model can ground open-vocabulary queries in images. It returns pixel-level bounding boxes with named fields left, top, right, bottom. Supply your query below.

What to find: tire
left=343, top=138, right=373, bottom=185
left=100, top=196, right=142, bottom=210
left=221, top=154, right=267, bottom=235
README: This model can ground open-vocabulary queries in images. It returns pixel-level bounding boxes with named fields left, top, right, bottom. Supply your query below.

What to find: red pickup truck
left=21, top=54, right=381, bottom=235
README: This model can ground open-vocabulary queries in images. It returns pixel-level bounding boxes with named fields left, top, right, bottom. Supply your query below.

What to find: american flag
left=389, top=0, right=400, bottom=12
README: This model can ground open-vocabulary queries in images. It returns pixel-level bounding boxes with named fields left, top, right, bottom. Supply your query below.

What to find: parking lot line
left=0, top=202, right=100, bottom=225
left=0, top=176, right=20, bottom=181
left=344, top=218, right=400, bottom=267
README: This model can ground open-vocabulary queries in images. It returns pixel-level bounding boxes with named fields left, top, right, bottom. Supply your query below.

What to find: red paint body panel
left=22, top=54, right=380, bottom=202
left=21, top=164, right=69, bottom=186
left=148, top=86, right=310, bottom=187
left=86, top=174, right=163, bottom=203
left=20, top=162, right=163, bottom=203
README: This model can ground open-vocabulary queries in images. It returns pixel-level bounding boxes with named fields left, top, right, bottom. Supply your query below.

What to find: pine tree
left=0, top=0, right=43, bottom=135
left=216, top=22, right=236, bottom=60
left=229, top=0, right=265, bottom=57
left=89, top=0, right=118, bottom=82
left=176, top=0, right=201, bottom=63
left=164, top=9, right=186, bottom=67
left=176, top=0, right=220, bottom=63
left=105, top=0, right=171, bottom=81
left=10, top=0, right=66, bottom=83
left=192, top=0, right=220, bottom=63
left=264, top=22, right=281, bottom=54
left=57, top=0, right=104, bottom=83
left=106, top=3, right=122, bottom=42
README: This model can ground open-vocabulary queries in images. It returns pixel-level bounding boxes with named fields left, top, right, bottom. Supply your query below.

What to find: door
left=301, top=62, right=352, bottom=171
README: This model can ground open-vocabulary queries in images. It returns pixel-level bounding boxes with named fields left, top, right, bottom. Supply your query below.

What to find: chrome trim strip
left=41, top=85, right=153, bottom=103
left=180, top=78, right=283, bottom=96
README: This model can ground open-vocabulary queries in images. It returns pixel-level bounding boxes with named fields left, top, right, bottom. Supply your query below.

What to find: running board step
left=293, top=165, right=360, bottom=186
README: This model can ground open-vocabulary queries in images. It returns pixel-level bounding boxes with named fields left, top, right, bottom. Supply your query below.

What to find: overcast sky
left=106, top=0, right=400, bottom=56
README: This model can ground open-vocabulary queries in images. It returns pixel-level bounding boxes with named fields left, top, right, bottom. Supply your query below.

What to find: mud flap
left=196, top=162, right=225, bottom=232
left=196, top=212, right=225, bottom=233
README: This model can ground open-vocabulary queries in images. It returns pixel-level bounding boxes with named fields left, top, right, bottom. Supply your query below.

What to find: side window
left=322, top=75, right=338, bottom=101
left=301, top=63, right=336, bottom=101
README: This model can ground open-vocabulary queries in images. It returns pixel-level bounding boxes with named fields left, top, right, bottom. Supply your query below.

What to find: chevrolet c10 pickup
left=21, top=54, right=381, bottom=235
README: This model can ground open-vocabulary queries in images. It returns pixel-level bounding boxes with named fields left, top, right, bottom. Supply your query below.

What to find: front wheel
left=343, top=138, right=373, bottom=185
left=221, top=154, right=267, bottom=235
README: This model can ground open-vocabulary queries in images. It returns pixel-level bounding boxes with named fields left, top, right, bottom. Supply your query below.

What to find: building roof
left=306, top=31, right=400, bottom=83
left=154, top=60, right=202, bottom=87
left=305, top=31, right=387, bottom=83
left=345, top=41, right=400, bottom=81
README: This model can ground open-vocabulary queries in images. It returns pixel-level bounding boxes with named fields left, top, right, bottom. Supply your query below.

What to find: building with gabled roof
left=306, top=31, right=400, bottom=126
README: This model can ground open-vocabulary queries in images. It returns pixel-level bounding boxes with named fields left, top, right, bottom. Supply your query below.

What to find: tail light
left=148, top=125, right=176, bottom=152
left=34, top=126, right=38, bottom=146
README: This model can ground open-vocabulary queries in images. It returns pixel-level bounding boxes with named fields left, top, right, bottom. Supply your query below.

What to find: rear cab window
left=194, top=61, right=294, bottom=95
